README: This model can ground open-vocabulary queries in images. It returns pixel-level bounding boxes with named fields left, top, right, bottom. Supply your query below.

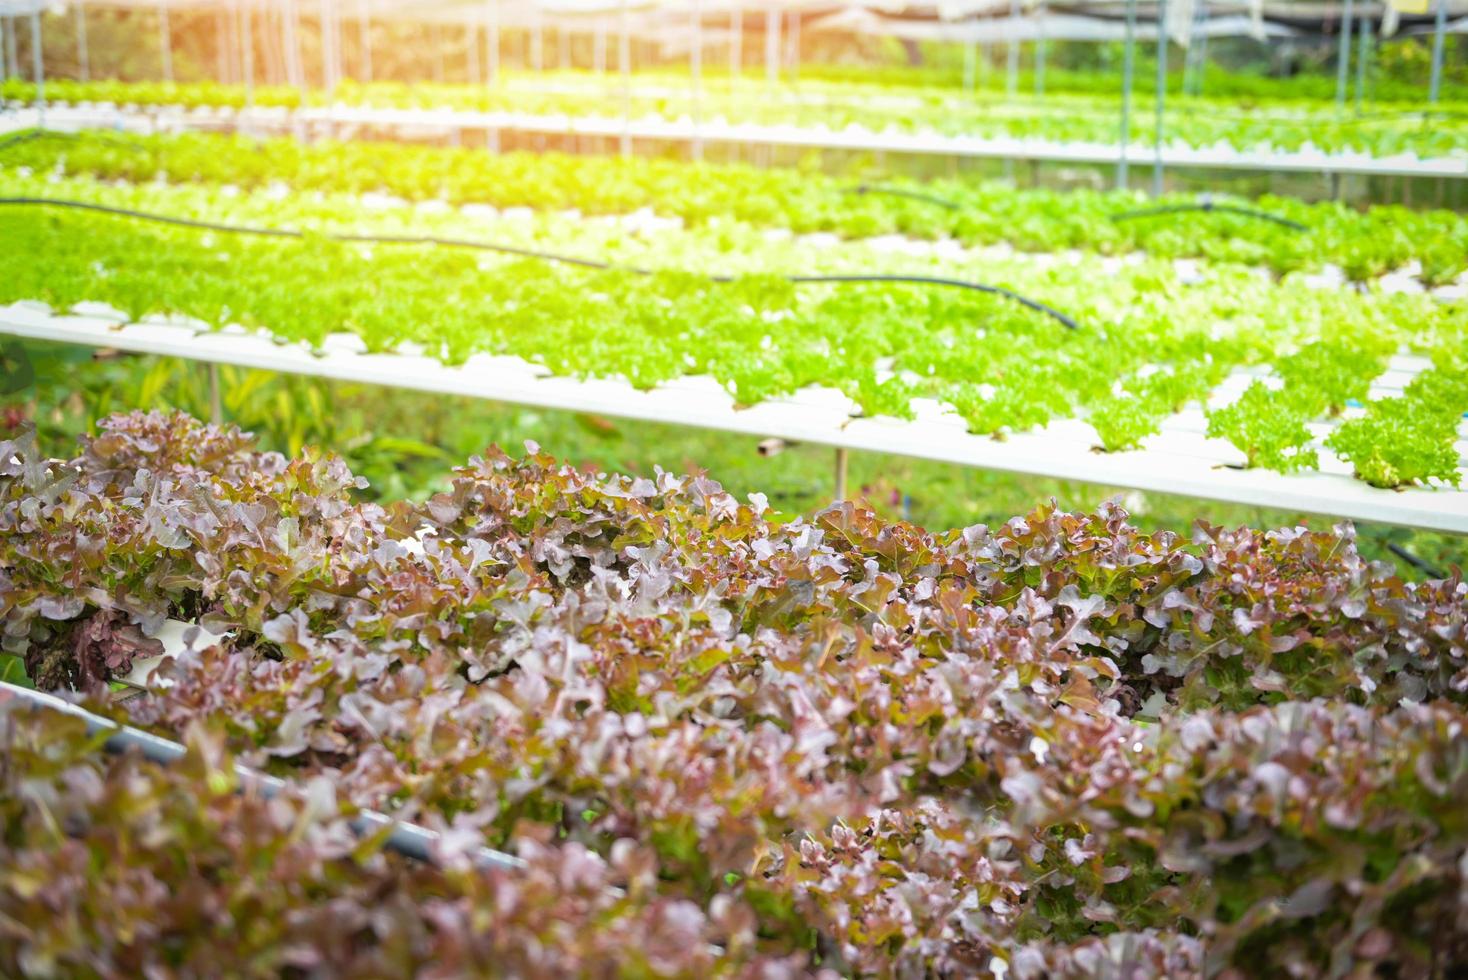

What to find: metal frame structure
left=4, top=1, right=1464, bottom=197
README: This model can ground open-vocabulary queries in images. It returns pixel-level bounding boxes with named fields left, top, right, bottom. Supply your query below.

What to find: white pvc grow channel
left=7, top=104, right=1467, bottom=182
left=4, top=301, right=1466, bottom=534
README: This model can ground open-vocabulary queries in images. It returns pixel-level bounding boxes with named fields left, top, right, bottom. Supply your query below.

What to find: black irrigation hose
left=845, top=184, right=961, bottom=211
left=0, top=196, right=1082, bottom=330
left=1111, top=199, right=1310, bottom=233
left=0, top=680, right=526, bottom=872
left=0, top=130, right=43, bottom=153
left=0, top=127, right=154, bottom=154
left=1382, top=541, right=1447, bottom=581
left=786, top=273, right=1078, bottom=327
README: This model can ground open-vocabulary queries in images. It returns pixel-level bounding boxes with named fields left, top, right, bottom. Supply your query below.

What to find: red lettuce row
left=2, top=411, right=1463, bottom=710
left=0, top=704, right=821, bottom=978
left=2, top=412, right=1467, bottom=975
left=0, top=701, right=1225, bottom=978
left=4, top=677, right=1465, bottom=974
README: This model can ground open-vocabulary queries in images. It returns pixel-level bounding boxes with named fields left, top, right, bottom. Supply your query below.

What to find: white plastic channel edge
left=9, top=105, right=1468, bottom=181
left=5, top=302, right=1467, bottom=534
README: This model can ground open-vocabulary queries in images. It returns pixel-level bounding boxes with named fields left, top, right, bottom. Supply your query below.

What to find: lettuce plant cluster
left=8, top=129, right=1467, bottom=282
left=7, top=76, right=1468, bottom=160
left=3, top=192, right=1463, bottom=487
left=1, top=411, right=1466, bottom=976
left=1328, top=355, right=1468, bottom=489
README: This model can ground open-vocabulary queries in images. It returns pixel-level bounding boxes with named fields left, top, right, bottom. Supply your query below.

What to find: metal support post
left=430, top=24, right=445, bottom=83
left=1355, top=13, right=1371, bottom=113
left=283, top=0, right=304, bottom=90
left=216, top=7, right=230, bottom=83
left=1117, top=0, right=1137, bottom=190
left=1183, top=1, right=1206, bottom=94
left=531, top=7, right=543, bottom=71
left=619, top=0, right=631, bottom=157
left=1192, top=10, right=1210, bottom=95
left=322, top=0, right=342, bottom=92
left=691, top=0, right=703, bottom=160
left=1152, top=0, right=1168, bottom=198
left=729, top=9, right=741, bottom=79
left=1006, top=0, right=1020, bottom=97
left=76, top=1, right=89, bottom=81
left=5, top=17, right=18, bottom=82
left=787, top=9, right=798, bottom=83
left=764, top=7, right=778, bottom=85
left=486, top=0, right=499, bottom=86
left=1335, top=0, right=1354, bottom=108
left=1035, top=0, right=1047, bottom=96
left=467, top=22, right=481, bottom=84
left=241, top=1, right=255, bottom=126
left=1429, top=0, right=1447, bottom=103
left=358, top=0, right=372, bottom=83
left=209, top=364, right=223, bottom=424
left=30, top=11, right=43, bottom=129
left=158, top=0, right=174, bottom=83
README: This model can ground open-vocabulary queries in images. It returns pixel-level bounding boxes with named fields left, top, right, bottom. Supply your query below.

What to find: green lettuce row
left=1205, top=339, right=1398, bottom=474
left=7, top=76, right=1468, bottom=159
left=1, top=199, right=1460, bottom=480
left=1329, top=360, right=1468, bottom=488
left=5, top=127, right=1467, bottom=280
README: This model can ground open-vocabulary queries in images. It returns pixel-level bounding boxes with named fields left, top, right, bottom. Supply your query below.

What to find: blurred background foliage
left=7, top=6, right=1466, bottom=101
